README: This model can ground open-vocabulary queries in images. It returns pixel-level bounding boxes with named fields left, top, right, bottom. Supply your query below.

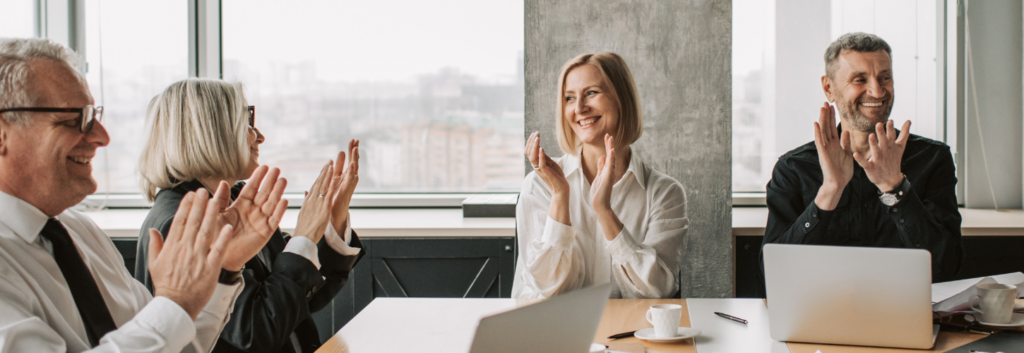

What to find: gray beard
left=838, top=101, right=892, bottom=133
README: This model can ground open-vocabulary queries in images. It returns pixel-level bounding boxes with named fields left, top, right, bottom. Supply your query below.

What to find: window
left=84, top=0, right=189, bottom=193
left=0, top=1, right=35, bottom=38
left=733, top=0, right=941, bottom=192
left=221, top=0, right=525, bottom=193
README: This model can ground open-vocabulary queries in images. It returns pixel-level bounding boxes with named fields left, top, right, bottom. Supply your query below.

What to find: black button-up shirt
left=761, top=132, right=964, bottom=283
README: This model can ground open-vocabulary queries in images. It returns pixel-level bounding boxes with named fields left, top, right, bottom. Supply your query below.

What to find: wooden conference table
left=317, top=298, right=1016, bottom=353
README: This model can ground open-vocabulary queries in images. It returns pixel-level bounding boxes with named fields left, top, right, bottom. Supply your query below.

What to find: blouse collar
left=561, top=146, right=648, bottom=190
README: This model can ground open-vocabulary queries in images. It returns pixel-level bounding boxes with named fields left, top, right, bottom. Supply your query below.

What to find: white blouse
left=512, top=149, right=689, bottom=299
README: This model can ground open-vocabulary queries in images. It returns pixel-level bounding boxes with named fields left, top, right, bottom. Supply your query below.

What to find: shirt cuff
left=284, top=236, right=321, bottom=269
left=138, top=296, right=196, bottom=353
left=801, top=202, right=834, bottom=234
left=541, top=216, right=575, bottom=248
left=325, top=216, right=362, bottom=256
left=201, top=282, right=243, bottom=318
left=605, top=227, right=641, bottom=263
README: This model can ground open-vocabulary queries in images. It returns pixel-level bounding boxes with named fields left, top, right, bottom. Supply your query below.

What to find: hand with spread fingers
left=329, top=139, right=360, bottom=235
left=525, top=131, right=571, bottom=225
left=216, top=165, right=290, bottom=271
left=147, top=189, right=237, bottom=320
left=295, top=160, right=340, bottom=244
left=813, top=102, right=855, bottom=210
left=590, top=134, right=624, bottom=240
left=854, top=120, right=911, bottom=192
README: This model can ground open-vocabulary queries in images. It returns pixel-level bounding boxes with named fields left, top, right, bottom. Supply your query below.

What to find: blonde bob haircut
left=138, top=78, right=250, bottom=201
left=555, top=52, right=642, bottom=155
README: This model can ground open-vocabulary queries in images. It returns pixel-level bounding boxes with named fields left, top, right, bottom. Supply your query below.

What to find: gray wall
left=525, top=0, right=733, bottom=297
left=960, top=0, right=1023, bottom=209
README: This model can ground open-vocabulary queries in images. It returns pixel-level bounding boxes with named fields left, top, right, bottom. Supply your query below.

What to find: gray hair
left=824, top=32, right=892, bottom=78
left=0, top=38, right=87, bottom=125
left=138, top=78, right=251, bottom=201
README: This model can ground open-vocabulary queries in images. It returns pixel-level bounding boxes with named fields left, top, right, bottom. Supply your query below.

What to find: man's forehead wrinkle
left=29, top=60, right=90, bottom=107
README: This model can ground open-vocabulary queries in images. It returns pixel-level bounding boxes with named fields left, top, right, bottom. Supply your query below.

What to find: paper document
left=932, top=272, right=1024, bottom=314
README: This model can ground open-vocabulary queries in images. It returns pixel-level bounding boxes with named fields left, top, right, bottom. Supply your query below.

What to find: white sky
left=222, top=0, right=525, bottom=82
left=0, top=0, right=36, bottom=38
left=732, top=0, right=765, bottom=76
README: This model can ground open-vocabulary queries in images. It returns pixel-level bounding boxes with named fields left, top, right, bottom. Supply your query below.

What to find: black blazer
left=134, top=180, right=365, bottom=353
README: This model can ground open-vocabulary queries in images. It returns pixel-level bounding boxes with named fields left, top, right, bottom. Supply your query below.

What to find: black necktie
left=39, top=218, right=117, bottom=347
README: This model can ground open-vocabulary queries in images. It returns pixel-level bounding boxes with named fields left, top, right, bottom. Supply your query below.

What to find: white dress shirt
left=0, top=190, right=243, bottom=353
left=512, top=149, right=689, bottom=299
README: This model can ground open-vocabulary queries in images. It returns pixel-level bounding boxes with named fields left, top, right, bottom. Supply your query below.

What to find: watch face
left=880, top=194, right=898, bottom=206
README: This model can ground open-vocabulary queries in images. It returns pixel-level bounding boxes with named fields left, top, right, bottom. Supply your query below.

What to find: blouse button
left=804, top=222, right=811, bottom=228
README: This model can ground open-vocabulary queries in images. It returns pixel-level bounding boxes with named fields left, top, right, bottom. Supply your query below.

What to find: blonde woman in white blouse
left=513, top=53, right=689, bottom=299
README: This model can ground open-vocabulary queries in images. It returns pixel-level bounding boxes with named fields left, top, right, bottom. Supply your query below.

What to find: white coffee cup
left=646, top=304, right=682, bottom=338
left=970, top=283, right=1017, bottom=324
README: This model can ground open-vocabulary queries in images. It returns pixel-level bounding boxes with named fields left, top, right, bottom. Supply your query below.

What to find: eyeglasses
left=248, top=105, right=255, bottom=127
left=0, top=105, right=104, bottom=133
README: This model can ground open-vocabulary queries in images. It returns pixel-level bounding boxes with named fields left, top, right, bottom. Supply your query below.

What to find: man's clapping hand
left=146, top=188, right=235, bottom=320
left=854, top=119, right=910, bottom=193
left=813, top=102, right=854, bottom=210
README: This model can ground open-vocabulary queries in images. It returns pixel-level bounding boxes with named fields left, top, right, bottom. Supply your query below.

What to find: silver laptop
left=468, top=284, right=612, bottom=353
left=763, top=244, right=939, bottom=349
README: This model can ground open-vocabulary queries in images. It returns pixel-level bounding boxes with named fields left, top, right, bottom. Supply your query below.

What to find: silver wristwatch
left=879, top=174, right=908, bottom=207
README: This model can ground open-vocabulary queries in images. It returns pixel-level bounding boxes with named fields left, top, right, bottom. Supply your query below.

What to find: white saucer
left=633, top=327, right=701, bottom=342
left=589, top=343, right=607, bottom=352
left=972, top=312, right=1024, bottom=327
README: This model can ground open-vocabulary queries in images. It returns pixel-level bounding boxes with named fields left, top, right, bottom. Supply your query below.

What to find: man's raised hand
left=147, top=189, right=235, bottom=320
left=813, top=102, right=854, bottom=210
left=854, top=120, right=910, bottom=192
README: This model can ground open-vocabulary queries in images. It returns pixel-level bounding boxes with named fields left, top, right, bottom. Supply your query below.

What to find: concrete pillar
left=525, top=0, right=732, bottom=297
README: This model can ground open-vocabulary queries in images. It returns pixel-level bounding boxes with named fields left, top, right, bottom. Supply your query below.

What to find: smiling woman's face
left=563, top=64, right=619, bottom=148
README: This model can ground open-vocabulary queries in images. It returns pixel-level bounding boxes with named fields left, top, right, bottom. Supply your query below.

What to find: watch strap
left=218, top=268, right=243, bottom=285
left=883, top=173, right=909, bottom=195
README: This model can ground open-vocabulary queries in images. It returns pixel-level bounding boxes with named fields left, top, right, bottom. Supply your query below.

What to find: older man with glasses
left=0, top=37, right=287, bottom=353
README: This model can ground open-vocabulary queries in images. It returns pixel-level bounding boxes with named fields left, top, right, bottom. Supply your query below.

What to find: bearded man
left=760, top=32, right=964, bottom=285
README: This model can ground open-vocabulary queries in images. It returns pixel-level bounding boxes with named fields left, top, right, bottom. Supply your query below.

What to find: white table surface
left=687, top=298, right=789, bottom=353
left=332, top=298, right=525, bottom=353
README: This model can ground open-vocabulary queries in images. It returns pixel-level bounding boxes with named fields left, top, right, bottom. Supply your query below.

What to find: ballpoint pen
left=607, top=330, right=636, bottom=339
left=714, top=311, right=748, bottom=324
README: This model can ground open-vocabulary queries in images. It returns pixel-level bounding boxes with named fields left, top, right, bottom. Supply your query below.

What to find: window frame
left=39, top=0, right=971, bottom=209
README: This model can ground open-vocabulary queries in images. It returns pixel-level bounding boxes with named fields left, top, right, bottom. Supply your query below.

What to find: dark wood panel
left=111, top=239, right=138, bottom=278
left=105, top=235, right=516, bottom=343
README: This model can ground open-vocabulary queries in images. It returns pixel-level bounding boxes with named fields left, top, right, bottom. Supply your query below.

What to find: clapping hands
left=526, top=132, right=569, bottom=196
left=590, top=134, right=616, bottom=213
left=294, top=140, right=360, bottom=244
left=216, top=166, right=289, bottom=271
left=854, top=119, right=910, bottom=192
left=813, top=102, right=855, bottom=211
left=813, top=102, right=911, bottom=210
left=147, top=188, right=236, bottom=320
left=590, top=134, right=625, bottom=241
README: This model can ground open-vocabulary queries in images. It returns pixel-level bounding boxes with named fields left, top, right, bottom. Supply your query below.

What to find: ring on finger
left=318, top=193, right=325, bottom=198
left=531, top=164, right=540, bottom=169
